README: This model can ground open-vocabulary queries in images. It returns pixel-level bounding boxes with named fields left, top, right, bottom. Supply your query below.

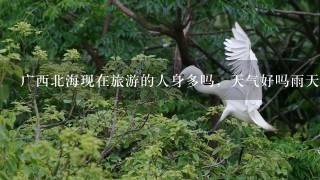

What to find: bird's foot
left=196, top=128, right=216, bottom=137
left=207, top=128, right=216, bottom=135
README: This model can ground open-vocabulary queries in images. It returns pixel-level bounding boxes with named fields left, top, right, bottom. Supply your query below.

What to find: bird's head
left=179, top=65, right=203, bottom=80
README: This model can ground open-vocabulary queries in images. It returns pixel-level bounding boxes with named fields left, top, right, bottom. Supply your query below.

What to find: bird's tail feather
left=248, top=109, right=276, bottom=131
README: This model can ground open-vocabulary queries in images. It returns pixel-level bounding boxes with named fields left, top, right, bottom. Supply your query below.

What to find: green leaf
left=6, top=111, right=16, bottom=128
left=0, top=49, right=7, bottom=54
left=5, top=155, right=17, bottom=173
left=193, top=153, right=200, bottom=161
left=0, top=85, right=9, bottom=103
left=0, top=172, right=9, bottom=180
left=8, top=53, right=21, bottom=60
left=178, top=156, right=189, bottom=166
left=63, top=99, right=72, bottom=104
left=10, top=64, right=23, bottom=78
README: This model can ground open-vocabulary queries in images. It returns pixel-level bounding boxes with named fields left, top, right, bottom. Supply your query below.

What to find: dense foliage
left=1, top=0, right=320, bottom=179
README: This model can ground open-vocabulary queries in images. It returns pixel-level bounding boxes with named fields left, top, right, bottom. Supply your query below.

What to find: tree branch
left=257, top=8, right=320, bottom=17
left=103, top=0, right=113, bottom=34
left=82, top=42, right=105, bottom=73
left=267, top=103, right=296, bottom=131
left=260, top=54, right=320, bottom=111
left=190, top=39, right=232, bottom=74
left=111, top=0, right=196, bottom=66
left=312, top=134, right=320, bottom=141
left=288, top=0, right=318, bottom=51
left=296, top=88, right=320, bottom=113
left=101, top=112, right=151, bottom=158
left=174, top=13, right=191, bottom=74
left=98, top=88, right=120, bottom=163
left=40, top=90, right=77, bottom=129
left=110, top=0, right=173, bottom=37
left=172, top=8, right=195, bottom=66
left=144, top=43, right=175, bottom=51
left=257, top=8, right=300, bottom=22
left=255, top=29, right=291, bottom=74
left=61, top=14, right=106, bottom=72
left=190, top=29, right=254, bottom=36
left=95, top=89, right=154, bottom=161
left=41, top=120, right=67, bottom=129
left=318, top=1, right=320, bottom=48
left=29, top=66, right=41, bottom=142
left=33, top=91, right=41, bottom=142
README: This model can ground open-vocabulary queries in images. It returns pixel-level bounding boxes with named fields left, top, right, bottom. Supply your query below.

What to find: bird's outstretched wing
left=224, top=22, right=262, bottom=111
left=224, top=22, right=260, bottom=78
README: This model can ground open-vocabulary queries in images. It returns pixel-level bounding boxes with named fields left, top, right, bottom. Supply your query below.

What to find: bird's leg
left=237, top=120, right=245, bottom=165
left=208, top=121, right=221, bottom=134
left=208, top=109, right=230, bottom=134
left=236, top=120, right=242, bottom=132
left=238, top=145, right=244, bottom=165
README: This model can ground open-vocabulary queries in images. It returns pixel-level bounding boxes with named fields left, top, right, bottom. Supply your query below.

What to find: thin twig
left=190, top=29, right=254, bottom=35
left=144, top=43, right=175, bottom=51
left=98, top=90, right=155, bottom=159
left=191, top=18, right=208, bottom=26
left=190, top=39, right=232, bottom=74
left=110, top=0, right=173, bottom=37
left=33, top=91, right=41, bottom=142
left=312, top=134, right=320, bottom=141
left=40, top=91, right=77, bottom=129
left=260, top=54, right=320, bottom=112
left=267, top=104, right=296, bottom=131
left=97, top=88, right=120, bottom=163
left=202, top=158, right=226, bottom=168
left=12, top=87, right=33, bottom=108
left=288, top=0, right=318, bottom=50
left=52, top=142, right=63, bottom=176
left=29, top=64, right=41, bottom=142
left=257, top=28, right=320, bottom=113
left=257, top=9, right=300, bottom=22
left=40, top=120, right=67, bottom=129
left=255, top=29, right=290, bottom=72
left=257, top=8, right=320, bottom=17
left=101, top=112, right=152, bottom=158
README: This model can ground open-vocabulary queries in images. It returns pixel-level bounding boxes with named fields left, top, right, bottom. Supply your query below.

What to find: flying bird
left=179, top=22, right=275, bottom=132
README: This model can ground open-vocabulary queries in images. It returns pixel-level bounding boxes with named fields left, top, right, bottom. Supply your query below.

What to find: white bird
left=179, top=22, right=275, bottom=132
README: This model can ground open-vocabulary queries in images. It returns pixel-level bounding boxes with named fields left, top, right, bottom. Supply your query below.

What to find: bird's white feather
left=224, top=22, right=262, bottom=110
left=248, top=109, right=276, bottom=131
left=224, top=22, right=259, bottom=77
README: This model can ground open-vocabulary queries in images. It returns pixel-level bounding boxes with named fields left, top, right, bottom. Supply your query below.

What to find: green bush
left=1, top=4, right=320, bottom=179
